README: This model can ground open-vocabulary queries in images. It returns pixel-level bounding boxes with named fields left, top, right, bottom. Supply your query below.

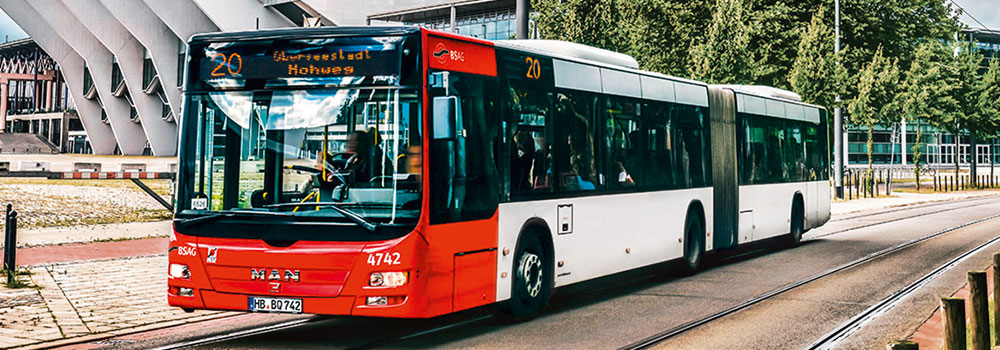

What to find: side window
left=605, top=97, right=641, bottom=190
left=738, top=112, right=751, bottom=184
left=643, top=102, right=675, bottom=189
left=429, top=72, right=501, bottom=224
left=507, top=82, right=554, bottom=196
left=785, top=121, right=805, bottom=182
left=673, top=104, right=711, bottom=188
left=554, top=90, right=601, bottom=192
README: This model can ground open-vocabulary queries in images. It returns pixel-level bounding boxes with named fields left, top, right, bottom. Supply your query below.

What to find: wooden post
left=942, top=297, right=966, bottom=350
left=886, top=340, right=918, bottom=350
left=994, top=253, right=1000, bottom=346
left=969, top=271, right=989, bottom=350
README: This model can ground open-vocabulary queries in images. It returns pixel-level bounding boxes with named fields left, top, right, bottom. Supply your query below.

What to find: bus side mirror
left=433, top=96, right=458, bottom=140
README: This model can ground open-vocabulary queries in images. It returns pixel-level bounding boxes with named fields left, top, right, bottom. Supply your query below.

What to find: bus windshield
left=180, top=87, right=422, bottom=223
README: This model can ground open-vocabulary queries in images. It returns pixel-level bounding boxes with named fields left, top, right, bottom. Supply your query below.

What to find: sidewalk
left=0, top=256, right=232, bottom=349
left=831, top=190, right=1000, bottom=216
left=908, top=266, right=995, bottom=348
left=0, top=220, right=232, bottom=350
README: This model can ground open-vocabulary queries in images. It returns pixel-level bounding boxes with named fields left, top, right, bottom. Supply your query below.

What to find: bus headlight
left=369, top=272, right=407, bottom=287
left=169, top=264, right=191, bottom=279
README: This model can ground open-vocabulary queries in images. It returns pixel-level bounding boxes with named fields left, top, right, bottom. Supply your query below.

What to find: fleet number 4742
left=367, top=252, right=401, bottom=266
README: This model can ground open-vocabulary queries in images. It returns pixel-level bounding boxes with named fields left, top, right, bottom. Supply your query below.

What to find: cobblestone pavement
left=0, top=255, right=232, bottom=349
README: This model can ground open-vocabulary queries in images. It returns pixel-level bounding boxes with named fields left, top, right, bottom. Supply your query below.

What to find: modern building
left=0, top=38, right=81, bottom=153
left=0, top=0, right=530, bottom=156
left=843, top=27, right=1000, bottom=168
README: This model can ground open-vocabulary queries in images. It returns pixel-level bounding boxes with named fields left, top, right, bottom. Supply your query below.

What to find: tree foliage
left=978, top=59, right=1000, bottom=138
left=847, top=48, right=900, bottom=171
left=789, top=8, right=848, bottom=108
left=688, top=0, right=755, bottom=84
left=899, top=40, right=960, bottom=184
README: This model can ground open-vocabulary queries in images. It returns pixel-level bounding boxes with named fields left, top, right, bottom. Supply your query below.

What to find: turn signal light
left=369, top=272, right=407, bottom=287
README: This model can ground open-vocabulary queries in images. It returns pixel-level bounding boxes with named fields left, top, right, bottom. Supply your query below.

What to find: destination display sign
left=198, top=41, right=401, bottom=81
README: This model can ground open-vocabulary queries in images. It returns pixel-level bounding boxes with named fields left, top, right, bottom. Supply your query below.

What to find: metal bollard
left=942, top=297, right=966, bottom=350
left=3, top=206, right=16, bottom=283
left=969, top=271, right=989, bottom=350
left=993, top=253, right=1000, bottom=346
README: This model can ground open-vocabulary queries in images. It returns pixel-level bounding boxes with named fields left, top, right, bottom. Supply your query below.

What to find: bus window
left=673, top=104, right=711, bottom=188
left=507, top=83, right=553, bottom=195
left=554, top=91, right=600, bottom=192
left=643, top=102, right=675, bottom=189
left=429, top=72, right=501, bottom=224
left=605, top=97, right=641, bottom=190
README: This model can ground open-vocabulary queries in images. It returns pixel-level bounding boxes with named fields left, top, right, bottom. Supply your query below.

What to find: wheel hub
left=518, top=252, right=543, bottom=298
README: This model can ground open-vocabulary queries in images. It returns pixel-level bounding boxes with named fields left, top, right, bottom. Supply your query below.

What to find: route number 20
left=525, top=56, right=541, bottom=80
left=211, top=53, right=243, bottom=77
left=367, top=252, right=401, bottom=266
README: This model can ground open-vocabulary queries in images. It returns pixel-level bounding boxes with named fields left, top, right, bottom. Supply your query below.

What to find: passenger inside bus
left=511, top=128, right=535, bottom=192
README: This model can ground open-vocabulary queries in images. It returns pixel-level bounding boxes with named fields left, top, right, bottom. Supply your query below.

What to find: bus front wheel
left=500, top=233, right=552, bottom=321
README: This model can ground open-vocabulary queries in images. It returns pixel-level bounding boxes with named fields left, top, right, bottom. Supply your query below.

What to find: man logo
left=250, top=269, right=300, bottom=282
left=269, top=282, right=281, bottom=293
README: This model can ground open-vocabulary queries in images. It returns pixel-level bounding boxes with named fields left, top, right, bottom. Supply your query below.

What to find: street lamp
left=834, top=0, right=845, bottom=199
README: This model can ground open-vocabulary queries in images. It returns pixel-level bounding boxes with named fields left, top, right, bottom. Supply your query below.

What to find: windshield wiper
left=264, top=202, right=378, bottom=232
left=175, top=209, right=293, bottom=230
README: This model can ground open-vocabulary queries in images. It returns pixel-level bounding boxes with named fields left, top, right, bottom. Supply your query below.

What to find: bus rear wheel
left=679, top=213, right=704, bottom=276
left=500, top=233, right=552, bottom=321
left=788, top=200, right=805, bottom=246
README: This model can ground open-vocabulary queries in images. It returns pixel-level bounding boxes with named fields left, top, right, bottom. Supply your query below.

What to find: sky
left=950, top=0, right=1000, bottom=31
left=0, top=0, right=993, bottom=44
left=0, top=8, right=25, bottom=43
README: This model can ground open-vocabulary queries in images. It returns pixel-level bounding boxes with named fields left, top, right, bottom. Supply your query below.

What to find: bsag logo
left=433, top=43, right=450, bottom=64
left=433, top=42, right=465, bottom=65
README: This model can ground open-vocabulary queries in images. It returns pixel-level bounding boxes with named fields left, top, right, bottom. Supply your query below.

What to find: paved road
left=76, top=196, right=1000, bottom=350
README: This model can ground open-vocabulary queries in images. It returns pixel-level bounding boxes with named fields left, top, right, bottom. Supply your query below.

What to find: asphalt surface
left=75, top=196, right=1000, bottom=350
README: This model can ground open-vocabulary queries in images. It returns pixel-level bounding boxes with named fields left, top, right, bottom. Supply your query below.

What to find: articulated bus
left=168, top=26, right=830, bottom=319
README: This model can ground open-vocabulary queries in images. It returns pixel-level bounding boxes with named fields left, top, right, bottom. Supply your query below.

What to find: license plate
left=248, top=297, right=303, bottom=314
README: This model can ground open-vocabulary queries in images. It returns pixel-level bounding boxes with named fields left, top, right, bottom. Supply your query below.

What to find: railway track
left=150, top=197, right=1000, bottom=350
left=620, top=210, right=1000, bottom=349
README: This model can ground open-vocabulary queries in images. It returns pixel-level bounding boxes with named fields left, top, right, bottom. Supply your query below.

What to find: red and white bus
left=168, top=26, right=830, bottom=319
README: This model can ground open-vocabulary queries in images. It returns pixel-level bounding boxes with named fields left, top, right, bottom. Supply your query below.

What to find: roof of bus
left=187, top=26, right=421, bottom=44
left=717, top=85, right=827, bottom=111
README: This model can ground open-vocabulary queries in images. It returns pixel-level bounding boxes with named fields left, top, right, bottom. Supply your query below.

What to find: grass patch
left=1, top=267, right=39, bottom=289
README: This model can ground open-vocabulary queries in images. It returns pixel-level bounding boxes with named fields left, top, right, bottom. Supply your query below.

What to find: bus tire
left=679, top=211, right=704, bottom=276
left=788, top=197, right=805, bottom=246
left=499, top=232, right=552, bottom=321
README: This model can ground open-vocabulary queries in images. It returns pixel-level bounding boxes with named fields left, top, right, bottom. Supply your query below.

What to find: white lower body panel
left=738, top=181, right=830, bottom=241
left=495, top=188, right=714, bottom=302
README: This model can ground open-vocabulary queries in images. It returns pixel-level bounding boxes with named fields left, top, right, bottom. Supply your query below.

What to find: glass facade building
left=416, top=9, right=519, bottom=40
left=844, top=28, right=1000, bottom=168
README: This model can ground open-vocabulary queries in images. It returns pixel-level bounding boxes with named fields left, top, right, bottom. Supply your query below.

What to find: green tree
left=848, top=47, right=901, bottom=177
left=688, top=0, right=755, bottom=84
left=789, top=8, right=848, bottom=108
left=978, top=59, right=1000, bottom=182
left=951, top=42, right=987, bottom=184
left=899, top=41, right=960, bottom=189
left=531, top=0, right=711, bottom=77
